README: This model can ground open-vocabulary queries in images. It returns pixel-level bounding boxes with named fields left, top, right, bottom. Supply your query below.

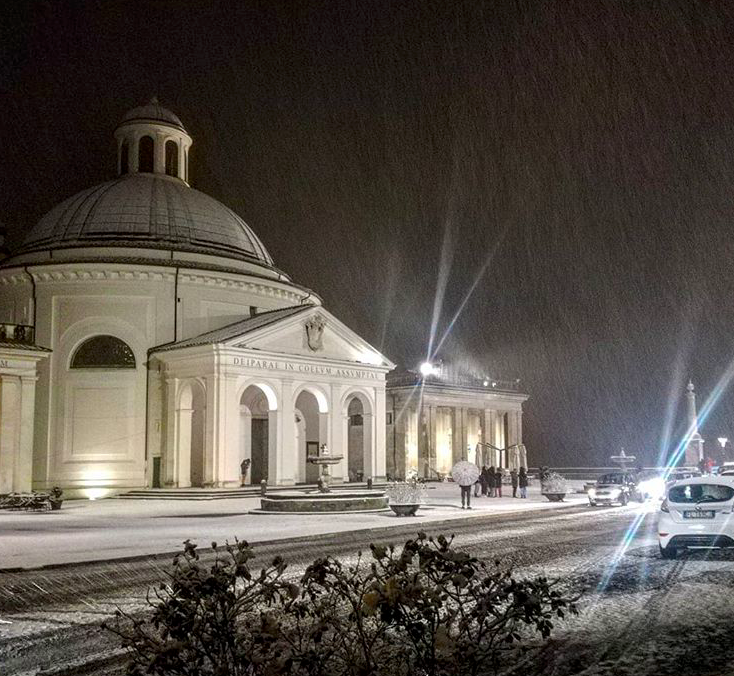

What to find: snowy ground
left=0, top=482, right=585, bottom=569
left=3, top=494, right=734, bottom=675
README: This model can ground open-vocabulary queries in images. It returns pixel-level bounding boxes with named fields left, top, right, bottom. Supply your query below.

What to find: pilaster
left=373, top=386, right=387, bottom=481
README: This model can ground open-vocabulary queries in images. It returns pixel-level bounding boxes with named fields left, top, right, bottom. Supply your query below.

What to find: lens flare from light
left=419, top=362, right=436, bottom=377
left=597, top=353, right=734, bottom=593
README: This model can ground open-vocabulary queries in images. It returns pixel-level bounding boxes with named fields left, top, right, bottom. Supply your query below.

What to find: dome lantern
left=114, top=98, right=192, bottom=184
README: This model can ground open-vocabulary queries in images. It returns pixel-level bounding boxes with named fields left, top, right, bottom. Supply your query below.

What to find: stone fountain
left=308, top=443, right=343, bottom=493
left=256, top=444, right=389, bottom=514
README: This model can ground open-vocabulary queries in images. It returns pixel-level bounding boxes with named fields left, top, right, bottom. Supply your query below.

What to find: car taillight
left=660, top=499, right=669, bottom=513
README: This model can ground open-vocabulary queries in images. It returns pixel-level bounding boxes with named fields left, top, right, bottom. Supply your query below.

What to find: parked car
left=658, top=476, right=734, bottom=558
left=588, top=472, right=640, bottom=506
left=717, top=462, right=734, bottom=475
left=665, top=468, right=701, bottom=486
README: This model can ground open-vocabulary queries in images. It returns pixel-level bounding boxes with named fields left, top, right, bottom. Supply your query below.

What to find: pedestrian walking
left=487, top=465, right=496, bottom=497
left=495, top=467, right=503, bottom=497
left=451, top=460, right=479, bottom=510
left=481, top=465, right=490, bottom=496
left=519, top=466, right=528, bottom=498
left=474, top=472, right=482, bottom=497
left=510, top=468, right=518, bottom=497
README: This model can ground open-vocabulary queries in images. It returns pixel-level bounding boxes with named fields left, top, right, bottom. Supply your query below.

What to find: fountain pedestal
left=308, top=444, right=343, bottom=493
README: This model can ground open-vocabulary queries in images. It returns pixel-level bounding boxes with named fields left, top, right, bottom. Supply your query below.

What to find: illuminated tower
left=684, top=381, right=704, bottom=465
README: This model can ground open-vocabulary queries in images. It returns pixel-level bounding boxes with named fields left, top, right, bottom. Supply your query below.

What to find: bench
left=0, top=490, right=63, bottom=511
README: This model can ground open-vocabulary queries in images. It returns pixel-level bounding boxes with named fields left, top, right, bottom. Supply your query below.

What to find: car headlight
left=588, top=488, right=596, bottom=498
left=609, top=488, right=621, bottom=498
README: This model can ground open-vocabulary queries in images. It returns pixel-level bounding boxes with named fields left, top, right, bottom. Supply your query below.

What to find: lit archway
left=295, top=389, right=327, bottom=483
left=343, top=391, right=374, bottom=482
left=240, top=384, right=276, bottom=485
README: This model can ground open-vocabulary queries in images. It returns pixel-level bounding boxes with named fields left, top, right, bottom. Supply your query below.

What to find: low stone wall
left=260, top=491, right=389, bottom=513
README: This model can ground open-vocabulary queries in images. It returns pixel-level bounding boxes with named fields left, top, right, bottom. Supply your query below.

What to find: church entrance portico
left=151, top=305, right=394, bottom=489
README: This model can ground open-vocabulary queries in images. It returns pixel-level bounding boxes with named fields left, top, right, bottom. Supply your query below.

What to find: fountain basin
left=257, top=490, right=388, bottom=514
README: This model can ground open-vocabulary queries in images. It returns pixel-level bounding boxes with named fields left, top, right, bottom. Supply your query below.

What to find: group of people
left=460, top=466, right=529, bottom=509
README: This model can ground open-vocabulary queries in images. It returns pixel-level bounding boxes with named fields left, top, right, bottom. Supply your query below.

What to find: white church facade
left=0, top=101, right=394, bottom=498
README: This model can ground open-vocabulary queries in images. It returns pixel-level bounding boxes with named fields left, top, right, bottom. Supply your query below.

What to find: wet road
left=2, top=503, right=733, bottom=676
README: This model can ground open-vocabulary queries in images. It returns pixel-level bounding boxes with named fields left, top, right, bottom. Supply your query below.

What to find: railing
left=387, top=372, right=522, bottom=391
left=531, top=466, right=665, bottom=480
left=0, top=323, right=35, bottom=345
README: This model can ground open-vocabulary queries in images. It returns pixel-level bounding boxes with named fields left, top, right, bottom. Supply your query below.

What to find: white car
left=658, top=476, right=734, bottom=559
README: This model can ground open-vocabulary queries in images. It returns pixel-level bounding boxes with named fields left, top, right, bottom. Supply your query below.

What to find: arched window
left=138, top=136, right=154, bottom=173
left=120, top=140, right=129, bottom=174
left=71, top=335, right=136, bottom=369
left=165, top=140, right=178, bottom=177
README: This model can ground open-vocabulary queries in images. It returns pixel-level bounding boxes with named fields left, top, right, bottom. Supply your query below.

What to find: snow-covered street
left=2, top=499, right=733, bottom=675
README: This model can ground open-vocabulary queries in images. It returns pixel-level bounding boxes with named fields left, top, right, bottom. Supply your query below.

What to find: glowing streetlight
left=419, top=362, right=436, bottom=377
left=718, top=437, right=728, bottom=462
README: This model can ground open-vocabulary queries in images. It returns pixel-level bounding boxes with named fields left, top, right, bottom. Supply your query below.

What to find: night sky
left=3, top=0, right=734, bottom=467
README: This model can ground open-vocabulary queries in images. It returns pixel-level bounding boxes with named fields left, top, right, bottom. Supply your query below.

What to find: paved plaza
left=0, top=483, right=586, bottom=569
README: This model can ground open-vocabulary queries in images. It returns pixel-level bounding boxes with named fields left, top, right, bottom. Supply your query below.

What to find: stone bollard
left=367, top=477, right=373, bottom=489
left=260, top=480, right=267, bottom=496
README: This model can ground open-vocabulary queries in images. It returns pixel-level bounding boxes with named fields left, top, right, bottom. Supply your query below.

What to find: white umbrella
left=451, top=461, right=480, bottom=486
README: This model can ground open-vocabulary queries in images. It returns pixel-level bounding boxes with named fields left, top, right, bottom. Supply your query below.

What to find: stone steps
left=117, top=482, right=388, bottom=500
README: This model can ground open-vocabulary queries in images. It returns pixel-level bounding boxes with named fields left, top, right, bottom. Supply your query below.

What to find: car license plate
left=683, top=510, right=715, bottom=519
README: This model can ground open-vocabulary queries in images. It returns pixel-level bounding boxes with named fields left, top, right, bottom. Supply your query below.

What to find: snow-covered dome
left=119, top=97, right=186, bottom=131
left=17, top=173, right=273, bottom=265
left=12, top=100, right=275, bottom=267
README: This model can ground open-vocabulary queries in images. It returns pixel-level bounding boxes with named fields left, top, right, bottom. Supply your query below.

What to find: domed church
left=0, top=100, right=394, bottom=498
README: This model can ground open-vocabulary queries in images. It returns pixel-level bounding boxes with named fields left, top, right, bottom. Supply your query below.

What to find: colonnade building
left=386, top=367, right=528, bottom=480
left=0, top=101, right=395, bottom=498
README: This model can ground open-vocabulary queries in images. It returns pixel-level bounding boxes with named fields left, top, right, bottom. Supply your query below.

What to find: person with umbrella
left=451, top=460, right=480, bottom=509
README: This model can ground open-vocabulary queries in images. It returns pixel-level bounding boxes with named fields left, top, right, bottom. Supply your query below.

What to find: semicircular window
left=71, top=335, right=136, bottom=369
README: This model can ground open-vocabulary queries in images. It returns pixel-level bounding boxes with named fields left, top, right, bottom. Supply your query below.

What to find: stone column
left=219, top=375, right=241, bottom=488
left=425, top=404, right=436, bottom=478
left=0, top=376, right=20, bottom=494
left=373, top=386, right=387, bottom=481
left=516, top=410, right=523, bottom=445
left=276, top=379, right=296, bottom=486
left=16, top=376, right=38, bottom=492
left=203, top=374, right=219, bottom=487
left=458, top=407, right=468, bottom=462
left=154, top=132, right=166, bottom=174
left=329, top=384, right=347, bottom=481
left=176, top=406, right=193, bottom=488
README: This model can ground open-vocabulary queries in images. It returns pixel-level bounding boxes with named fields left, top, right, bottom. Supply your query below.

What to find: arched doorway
left=240, top=385, right=274, bottom=485
left=345, top=392, right=373, bottom=482
left=295, top=389, right=328, bottom=484
left=177, top=380, right=206, bottom=487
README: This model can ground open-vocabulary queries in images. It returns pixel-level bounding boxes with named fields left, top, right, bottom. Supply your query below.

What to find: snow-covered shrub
left=107, top=535, right=577, bottom=676
left=541, top=472, right=568, bottom=494
left=385, top=480, right=426, bottom=504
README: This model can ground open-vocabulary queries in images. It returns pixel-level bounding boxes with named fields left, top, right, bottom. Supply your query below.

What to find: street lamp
left=419, top=362, right=436, bottom=377
left=718, top=437, right=728, bottom=463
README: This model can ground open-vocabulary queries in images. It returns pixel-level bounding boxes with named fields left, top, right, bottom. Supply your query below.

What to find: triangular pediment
left=224, top=306, right=395, bottom=369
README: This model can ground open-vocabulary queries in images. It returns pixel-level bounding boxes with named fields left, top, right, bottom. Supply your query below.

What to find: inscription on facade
left=0, top=360, right=7, bottom=368
left=232, top=356, right=379, bottom=379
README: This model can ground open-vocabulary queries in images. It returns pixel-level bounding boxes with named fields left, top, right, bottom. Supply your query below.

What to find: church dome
left=17, top=173, right=274, bottom=265
left=11, top=100, right=277, bottom=268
